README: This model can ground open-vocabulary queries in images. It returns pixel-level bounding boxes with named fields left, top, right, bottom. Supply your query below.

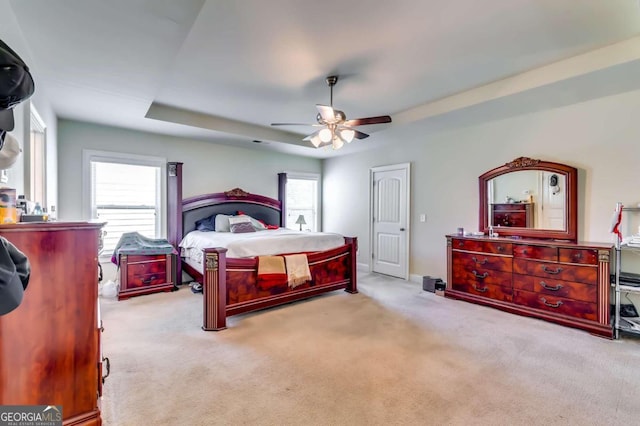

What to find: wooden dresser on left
left=0, top=222, right=106, bottom=426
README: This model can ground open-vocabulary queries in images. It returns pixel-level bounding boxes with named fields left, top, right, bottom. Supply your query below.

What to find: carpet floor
left=100, top=272, right=640, bottom=426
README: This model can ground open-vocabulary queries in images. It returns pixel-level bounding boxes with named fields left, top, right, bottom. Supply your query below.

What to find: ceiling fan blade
left=316, top=104, right=336, bottom=122
left=302, top=130, right=321, bottom=141
left=343, top=115, right=392, bottom=126
left=353, top=129, right=369, bottom=139
left=271, top=122, right=318, bottom=126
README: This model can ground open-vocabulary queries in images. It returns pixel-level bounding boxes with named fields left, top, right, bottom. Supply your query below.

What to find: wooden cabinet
left=446, top=235, right=612, bottom=338
left=0, top=222, right=105, bottom=425
left=118, top=253, right=176, bottom=300
left=491, top=203, right=533, bottom=227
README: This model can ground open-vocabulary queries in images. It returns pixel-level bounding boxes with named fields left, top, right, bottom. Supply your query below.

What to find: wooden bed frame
left=167, top=162, right=358, bottom=330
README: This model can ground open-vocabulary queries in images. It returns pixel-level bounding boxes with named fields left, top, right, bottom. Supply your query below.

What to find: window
left=83, top=151, right=165, bottom=257
left=29, top=105, right=46, bottom=208
left=284, top=173, right=320, bottom=232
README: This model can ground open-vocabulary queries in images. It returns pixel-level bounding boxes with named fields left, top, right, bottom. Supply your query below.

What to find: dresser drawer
left=513, top=244, right=557, bottom=261
left=453, top=252, right=512, bottom=273
left=452, top=238, right=512, bottom=255
left=512, top=258, right=597, bottom=285
left=452, top=267, right=512, bottom=289
left=493, top=212, right=526, bottom=227
left=513, top=289, right=597, bottom=321
left=558, top=248, right=598, bottom=265
left=451, top=281, right=512, bottom=302
left=513, top=274, right=597, bottom=303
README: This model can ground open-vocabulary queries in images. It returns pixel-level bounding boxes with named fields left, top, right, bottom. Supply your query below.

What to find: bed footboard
left=201, top=237, right=357, bottom=331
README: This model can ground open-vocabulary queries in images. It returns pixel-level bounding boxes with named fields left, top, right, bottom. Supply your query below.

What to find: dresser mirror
left=479, top=157, right=577, bottom=241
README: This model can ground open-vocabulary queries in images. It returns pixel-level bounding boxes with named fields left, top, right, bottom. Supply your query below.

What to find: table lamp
left=295, top=214, right=306, bottom=231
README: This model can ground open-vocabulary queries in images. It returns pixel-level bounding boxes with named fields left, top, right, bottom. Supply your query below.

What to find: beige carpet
left=100, top=273, right=640, bottom=426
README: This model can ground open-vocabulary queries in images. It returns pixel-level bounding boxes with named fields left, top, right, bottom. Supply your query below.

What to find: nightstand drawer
left=127, top=257, right=167, bottom=287
left=118, top=253, right=176, bottom=300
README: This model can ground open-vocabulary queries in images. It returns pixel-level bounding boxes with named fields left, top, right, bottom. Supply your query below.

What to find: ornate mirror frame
left=479, top=157, right=578, bottom=242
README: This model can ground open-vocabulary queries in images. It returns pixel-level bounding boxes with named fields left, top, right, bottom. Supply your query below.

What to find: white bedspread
left=179, top=229, right=346, bottom=261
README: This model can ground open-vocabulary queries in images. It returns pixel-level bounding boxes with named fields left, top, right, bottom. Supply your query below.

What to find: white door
left=540, top=171, right=566, bottom=230
left=371, top=163, right=410, bottom=279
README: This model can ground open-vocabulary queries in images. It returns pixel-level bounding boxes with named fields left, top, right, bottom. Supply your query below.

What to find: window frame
left=27, top=103, right=47, bottom=208
left=283, top=172, right=321, bottom=232
left=82, top=150, right=166, bottom=257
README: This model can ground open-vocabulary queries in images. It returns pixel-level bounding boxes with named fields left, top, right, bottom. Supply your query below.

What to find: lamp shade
left=319, top=128, right=332, bottom=143
left=339, top=128, right=355, bottom=143
left=332, top=137, right=344, bottom=150
left=295, top=214, right=306, bottom=231
left=309, top=134, right=322, bottom=148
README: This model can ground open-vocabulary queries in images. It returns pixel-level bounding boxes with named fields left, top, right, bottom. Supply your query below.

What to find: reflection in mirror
left=488, top=171, right=566, bottom=230
left=479, top=157, right=578, bottom=241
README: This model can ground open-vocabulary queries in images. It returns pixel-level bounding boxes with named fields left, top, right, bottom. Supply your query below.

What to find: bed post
left=278, top=172, right=287, bottom=226
left=202, top=248, right=228, bottom=331
left=167, top=162, right=183, bottom=284
left=344, top=237, right=358, bottom=294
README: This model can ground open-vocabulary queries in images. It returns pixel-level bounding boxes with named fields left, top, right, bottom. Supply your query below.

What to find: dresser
left=491, top=203, right=533, bottom=227
left=446, top=235, right=613, bottom=338
left=0, top=222, right=105, bottom=425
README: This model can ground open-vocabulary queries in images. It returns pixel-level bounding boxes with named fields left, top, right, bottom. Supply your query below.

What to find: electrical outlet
left=419, top=214, right=426, bottom=222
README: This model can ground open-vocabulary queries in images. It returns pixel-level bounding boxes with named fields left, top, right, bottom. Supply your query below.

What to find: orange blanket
left=257, top=256, right=287, bottom=290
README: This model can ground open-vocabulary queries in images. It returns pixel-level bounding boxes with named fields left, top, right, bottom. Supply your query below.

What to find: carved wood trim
left=224, top=187, right=250, bottom=197
left=505, top=157, right=540, bottom=169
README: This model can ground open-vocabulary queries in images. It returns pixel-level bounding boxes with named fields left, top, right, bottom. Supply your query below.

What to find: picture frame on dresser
left=446, top=157, right=614, bottom=338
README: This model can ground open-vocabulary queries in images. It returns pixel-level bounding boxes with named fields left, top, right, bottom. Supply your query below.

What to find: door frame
left=369, top=163, right=411, bottom=279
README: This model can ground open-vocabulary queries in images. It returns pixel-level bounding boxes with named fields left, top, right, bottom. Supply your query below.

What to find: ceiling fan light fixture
left=309, top=134, right=322, bottom=148
left=332, top=137, right=344, bottom=150
left=339, top=128, right=355, bottom=143
left=319, top=128, right=333, bottom=143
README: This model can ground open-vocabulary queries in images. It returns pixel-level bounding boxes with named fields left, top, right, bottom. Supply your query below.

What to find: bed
left=167, top=162, right=358, bottom=330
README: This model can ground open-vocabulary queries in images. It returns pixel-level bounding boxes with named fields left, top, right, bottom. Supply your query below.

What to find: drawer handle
left=471, top=256, right=488, bottom=265
left=497, top=246, right=505, bottom=252
left=458, top=241, right=464, bottom=247
left=540, top=297, right=563, bottom=308
left=541, top=266, right=562, bottom=275
left=472, top=270, right=489, bottom=279
left=102, top=357, right=110, bottom=384
left=472, top=284, right=488, bottom=293
left=142, top=275, right=157, bottom=285
left=540, top=281, right=563, bottom=291
left=573, top=253, right=583, bottom=260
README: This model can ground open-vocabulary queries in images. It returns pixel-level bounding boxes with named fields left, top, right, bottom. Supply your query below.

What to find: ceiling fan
left=271, top=75, right=392, bottom=150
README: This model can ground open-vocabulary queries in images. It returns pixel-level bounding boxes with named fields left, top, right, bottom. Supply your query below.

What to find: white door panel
left=371, top=164, right=410, bottom=279
left=540, top=171, right=566, bottom=230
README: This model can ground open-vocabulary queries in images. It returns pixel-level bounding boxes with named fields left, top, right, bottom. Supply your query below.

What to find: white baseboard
left=409, top=274, right=423, bottom=284
left=357, top=262, right=369, bottom=272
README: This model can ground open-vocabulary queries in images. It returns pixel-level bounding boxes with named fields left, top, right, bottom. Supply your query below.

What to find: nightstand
left=118, top=253, right=177, bottom=300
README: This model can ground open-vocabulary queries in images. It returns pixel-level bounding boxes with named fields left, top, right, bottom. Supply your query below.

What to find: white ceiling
left=3, top=0, right=640, bottom=158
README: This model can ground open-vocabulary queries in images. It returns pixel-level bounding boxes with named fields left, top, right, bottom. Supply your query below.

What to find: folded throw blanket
left=257, top=255, right=287, bottom=290
left=111, top=232, right=178, bottom=265
left=285, top=254, right=311, bottom=288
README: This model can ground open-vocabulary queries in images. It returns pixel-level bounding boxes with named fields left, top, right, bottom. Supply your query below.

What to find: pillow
left=214, top=214, right=232, bottom=232
left=236, top=212, right=267, bottom=231
left=228, top=216, right=256, bottom=233
left=195, top=214, right=216, bottom=232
